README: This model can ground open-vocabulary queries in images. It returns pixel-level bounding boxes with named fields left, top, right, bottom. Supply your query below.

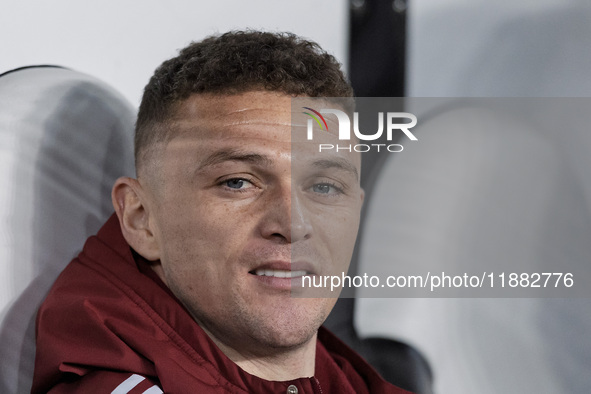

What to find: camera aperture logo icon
left=302, top=107, right=329, bottom=131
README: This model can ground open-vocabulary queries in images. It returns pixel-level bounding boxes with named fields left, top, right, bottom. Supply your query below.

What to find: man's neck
left=202, top=325, right=318, bottom=381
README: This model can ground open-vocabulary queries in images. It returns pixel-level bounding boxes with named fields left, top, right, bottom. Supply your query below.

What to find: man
left=33, top=31, right=411, bottom=393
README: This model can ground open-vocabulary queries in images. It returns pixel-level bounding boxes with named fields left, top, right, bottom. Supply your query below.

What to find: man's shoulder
left=37, top=215, right=138, bottom=313
left=33, top=215, right=193, bottom=393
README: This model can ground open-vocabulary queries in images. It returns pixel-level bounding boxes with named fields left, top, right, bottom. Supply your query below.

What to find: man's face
left=145, top=91, right=363, bottom=357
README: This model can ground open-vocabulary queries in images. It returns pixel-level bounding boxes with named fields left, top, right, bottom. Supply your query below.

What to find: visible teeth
left=254, top=270, right=308, bottom=278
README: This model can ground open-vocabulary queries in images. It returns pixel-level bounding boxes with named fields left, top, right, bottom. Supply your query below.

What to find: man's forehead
left=171, top=91, right=344, bottom=140
left=174, top=91, right=291, bottom=121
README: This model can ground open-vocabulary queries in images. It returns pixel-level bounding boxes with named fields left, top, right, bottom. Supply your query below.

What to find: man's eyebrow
left=198, top=149, right=274, bottom=170
left=312, top=158, right=359, bottom=181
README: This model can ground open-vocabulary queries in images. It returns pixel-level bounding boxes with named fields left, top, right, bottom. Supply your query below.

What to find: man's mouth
left=252, top=269, right=308, bottom=278
left=248, top=261, right=316, bottom=280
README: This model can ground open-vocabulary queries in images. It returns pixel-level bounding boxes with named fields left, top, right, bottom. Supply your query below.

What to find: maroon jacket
left=33, top=214, right=411, bottom=393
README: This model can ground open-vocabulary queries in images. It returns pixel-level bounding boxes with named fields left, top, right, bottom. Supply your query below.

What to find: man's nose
left=259, top=185, right=312, bottom=243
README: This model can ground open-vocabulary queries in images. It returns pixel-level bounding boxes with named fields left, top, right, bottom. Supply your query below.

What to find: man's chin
left=236, top=301, right=328, bottom=351
left=249, top=321, right=319, bottom=353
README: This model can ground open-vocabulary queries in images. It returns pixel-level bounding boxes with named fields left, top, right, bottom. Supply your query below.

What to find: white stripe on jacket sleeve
left=111, top=374, right=146, bottom=394
left=143, top=385, right=164, bottom=394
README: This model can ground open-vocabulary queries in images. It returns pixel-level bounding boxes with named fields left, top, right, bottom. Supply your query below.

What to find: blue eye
left=224, top=178, right=252, bottom=189
left=312, top=183, right=342, bottom=195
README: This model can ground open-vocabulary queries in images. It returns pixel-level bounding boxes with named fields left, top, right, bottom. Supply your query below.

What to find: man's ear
left=112, top=177, right=161, bottom=261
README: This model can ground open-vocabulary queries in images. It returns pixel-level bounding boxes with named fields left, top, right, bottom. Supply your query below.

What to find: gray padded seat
left=356, top=101, right=591, bottom=393
left=0, top=66, right=135, bottom=393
